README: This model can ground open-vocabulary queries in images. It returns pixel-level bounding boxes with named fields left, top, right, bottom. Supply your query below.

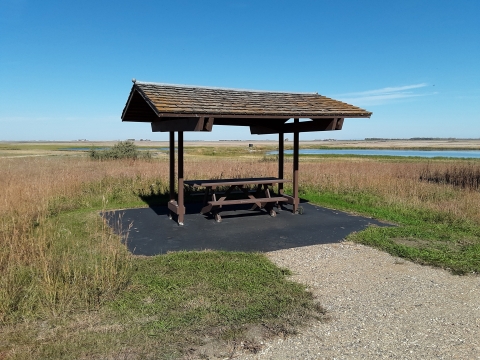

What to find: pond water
left=267, top=149, right=480, bottom=159
left=60, top=147, right=165, bottom=151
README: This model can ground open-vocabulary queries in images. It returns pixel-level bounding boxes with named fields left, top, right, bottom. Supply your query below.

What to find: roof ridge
left=134, top=80, right=318, bottom=95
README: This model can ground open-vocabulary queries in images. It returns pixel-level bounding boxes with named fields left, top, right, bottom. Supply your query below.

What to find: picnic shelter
left=121, top=80, right=372, bottom=225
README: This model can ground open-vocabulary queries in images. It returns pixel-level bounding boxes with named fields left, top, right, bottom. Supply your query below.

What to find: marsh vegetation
left=1, top=149, right=479, bottom=358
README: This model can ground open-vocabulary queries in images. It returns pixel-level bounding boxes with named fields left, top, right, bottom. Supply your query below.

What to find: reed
left=419, top=162, right=480, bottom=190
left=301, top=159, right=480, bottom=224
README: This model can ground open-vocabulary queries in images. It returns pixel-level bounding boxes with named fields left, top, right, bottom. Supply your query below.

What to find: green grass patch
left=2, top=172, right=324, bottom=358
left=113, top=252, right=313, bottom=326
left=46, top=176, right=170, bottom=216
left=0, top=143, right=68, bottom=151
left=98, top=251, right=322, bottom=357
left=183, top=145, right=276, bottom=157
left=283, top=153, right=480, bottom=163
left=303, top=190, right=480, bottom=274
left=2, top=249, right=324, bottom=359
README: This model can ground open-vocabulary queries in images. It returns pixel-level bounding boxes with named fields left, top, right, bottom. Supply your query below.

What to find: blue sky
left=1, top=0, right=479, bottom=141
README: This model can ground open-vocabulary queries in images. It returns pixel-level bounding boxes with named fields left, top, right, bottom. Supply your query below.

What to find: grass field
left=1, top=146, right=479, bottom=358
left=2, top=138, right=480, bottom=151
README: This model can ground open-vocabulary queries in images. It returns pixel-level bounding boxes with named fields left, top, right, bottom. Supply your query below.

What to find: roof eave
left=121, top=84, right=161, bottom=121
left=152, top=112, right=372, bottom=119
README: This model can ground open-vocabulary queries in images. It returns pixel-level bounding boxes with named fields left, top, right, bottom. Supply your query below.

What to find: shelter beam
left=250, top=118, right=344, bottom=135
left=152, top=117, right=213, bottom=132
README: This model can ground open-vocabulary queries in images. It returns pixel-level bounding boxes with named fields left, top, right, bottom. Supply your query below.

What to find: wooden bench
left=184, top=177, right=291, bottom=222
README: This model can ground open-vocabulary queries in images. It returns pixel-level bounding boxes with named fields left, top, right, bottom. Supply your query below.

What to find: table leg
left=249, top=184, right=264, bottom=210
left=211, top=192, right=222, bottom=222
left=202, top=186, right=210, bottom=208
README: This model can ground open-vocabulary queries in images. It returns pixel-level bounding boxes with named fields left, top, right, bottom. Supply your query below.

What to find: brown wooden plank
left=247, top=112, right=356, bottom=118
left=208, top=196, right=288, bottom=206
left=151, top=118, right=213, bottom=132
left=168, top=201, right=179, bottom=214
left=152, top=113, right=369, bottom=119
left=200, top=204, right=213, bottom=215
left=214, top=118, right=290, bottom=126
left=204, top=117, right=214, bottom=131
left=250, top=118, right=342, bottom=134
left=184, top=177, right=290, bottom=188
left=281, top=194, right=296, bottom=205
left=335, top=118, right=344, bottom=130
left=190, top=188, right=258, bottom=195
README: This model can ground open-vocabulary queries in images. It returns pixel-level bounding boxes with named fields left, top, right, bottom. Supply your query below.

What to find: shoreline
left=2, top=139, right=480, bottom=150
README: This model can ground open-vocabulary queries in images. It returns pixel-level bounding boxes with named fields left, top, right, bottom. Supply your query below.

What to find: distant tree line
left=364, top=138, right=477, bottom=141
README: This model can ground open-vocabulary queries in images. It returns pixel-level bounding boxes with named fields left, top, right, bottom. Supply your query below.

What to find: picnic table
left=184, top=177, right=290, bottom=222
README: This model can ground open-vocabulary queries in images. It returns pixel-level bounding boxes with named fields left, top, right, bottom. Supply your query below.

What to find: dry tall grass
left=1, top=155, right=479, bottom=323
left=301, top=159, right=480, bottom=224
left=0, top=156, right=280, bottom=323
left=0, top=157, right=153, bottom=322
left=420, top=163, right=480, bottom=190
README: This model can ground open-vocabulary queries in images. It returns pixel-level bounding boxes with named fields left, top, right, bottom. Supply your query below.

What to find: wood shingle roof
left=121, top=81, right=371, bottom=134
left=123, top=81, right=371, bottom=119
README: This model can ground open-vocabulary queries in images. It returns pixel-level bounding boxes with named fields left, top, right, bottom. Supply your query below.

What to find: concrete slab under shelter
left=103, top=202, right=390, bottom=256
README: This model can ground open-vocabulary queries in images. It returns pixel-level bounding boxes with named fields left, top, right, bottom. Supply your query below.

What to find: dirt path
left=238, top=242, right=480, bottom=359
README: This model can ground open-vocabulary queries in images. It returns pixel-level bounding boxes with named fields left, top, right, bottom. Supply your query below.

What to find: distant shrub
left=89, top=141, right=152, bottom=160
left=260, top=154, right=279, bottom=162
left=420, top=164, right=480, bottom=190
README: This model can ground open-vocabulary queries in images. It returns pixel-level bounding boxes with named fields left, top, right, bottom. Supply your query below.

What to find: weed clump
left=261, top=154, right=279, bottom=162
left=89, top=141, right=152, bottom=160
left=420, top=163, right=480, bottom=190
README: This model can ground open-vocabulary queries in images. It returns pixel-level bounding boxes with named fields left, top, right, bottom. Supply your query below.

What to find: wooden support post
left=168, top=131, right=175, bottom=220
left=177, top=131, right=185, bottom=225
left=278, top=132, right=284, bottom=194
left=169, top=132, right=175, bottom=202
left=293, top=119, right=299, bottom=213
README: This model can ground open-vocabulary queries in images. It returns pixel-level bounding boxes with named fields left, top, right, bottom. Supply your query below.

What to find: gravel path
left=239, top=242, right=480, bottom=360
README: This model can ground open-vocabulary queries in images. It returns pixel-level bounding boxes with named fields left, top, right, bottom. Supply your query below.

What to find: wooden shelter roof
left=121, top=80, right=372, bottom=134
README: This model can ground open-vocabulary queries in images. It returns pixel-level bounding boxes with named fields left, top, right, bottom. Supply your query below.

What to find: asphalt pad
left=103, top=202, right=390, bottom=256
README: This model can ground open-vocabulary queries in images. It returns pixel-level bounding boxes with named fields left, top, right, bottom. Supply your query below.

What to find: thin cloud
left=336, top=83, right=434, bottom=106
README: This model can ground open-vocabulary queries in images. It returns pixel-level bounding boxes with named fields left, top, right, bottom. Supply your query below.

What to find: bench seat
left=208, top=196, right=288, bottom=206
